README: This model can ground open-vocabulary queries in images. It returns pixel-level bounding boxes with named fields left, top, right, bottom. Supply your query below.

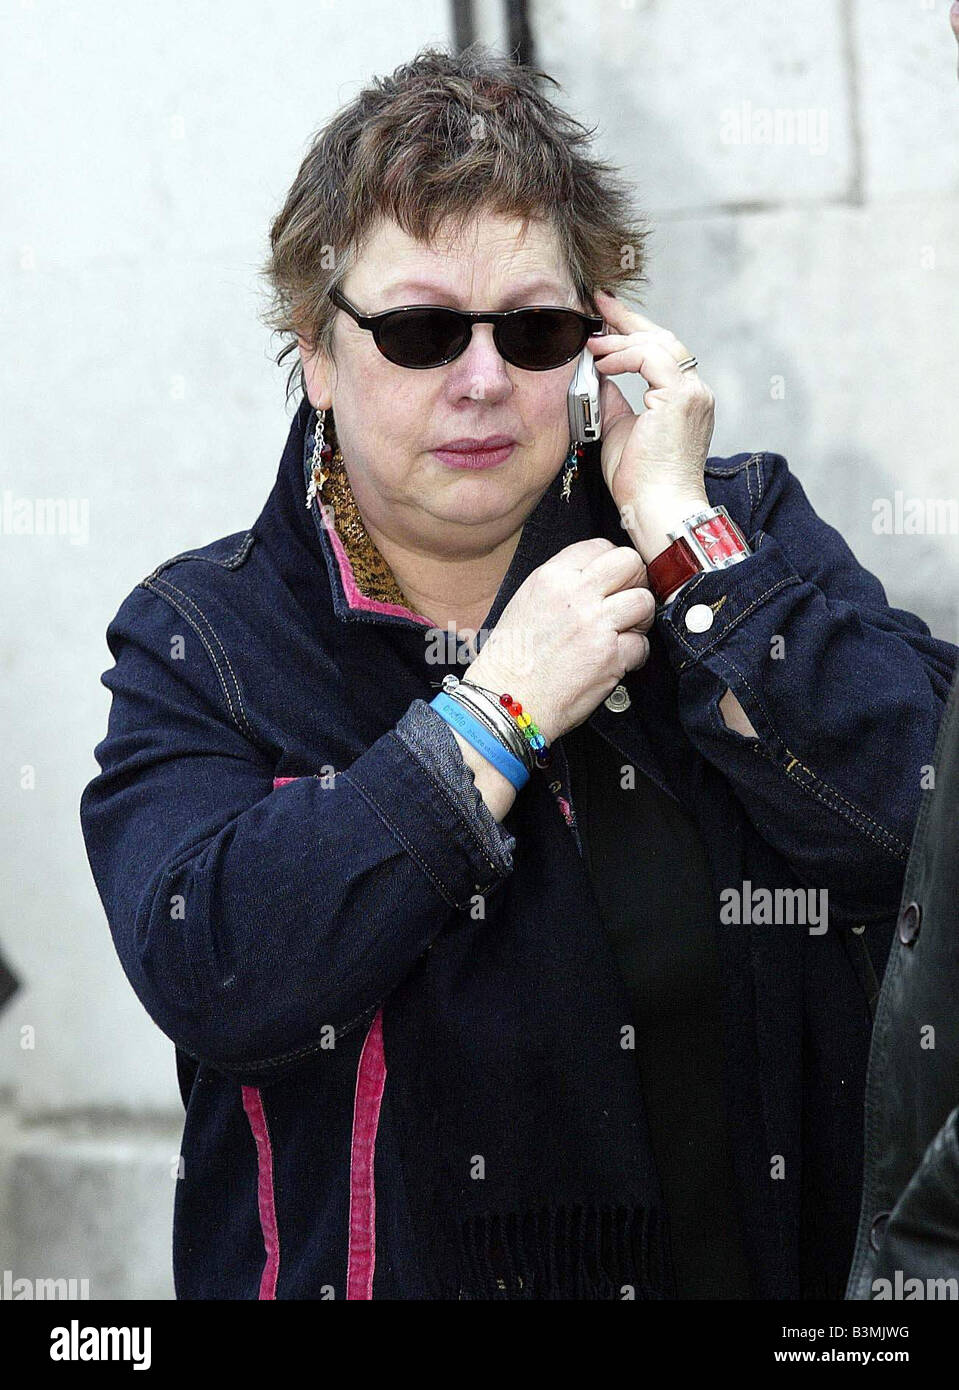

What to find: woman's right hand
left=464, top=538, right=655, bottom=745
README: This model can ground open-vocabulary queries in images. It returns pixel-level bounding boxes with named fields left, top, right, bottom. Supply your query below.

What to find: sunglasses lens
left=498, top=309, right=589, bottom=370
left=375, top=308, right=467, bottom=367
left=371, top=305, right=592, bottom=369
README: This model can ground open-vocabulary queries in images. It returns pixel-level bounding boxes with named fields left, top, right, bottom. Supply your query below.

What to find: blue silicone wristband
left=429, top=692, right=529, bottom=791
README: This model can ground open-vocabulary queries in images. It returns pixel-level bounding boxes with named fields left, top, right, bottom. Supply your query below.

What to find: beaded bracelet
left=467, top=681, right=552, bottom=771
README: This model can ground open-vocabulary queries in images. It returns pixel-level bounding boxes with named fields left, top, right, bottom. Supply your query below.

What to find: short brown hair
left=259, top=41, right=652, bottom=403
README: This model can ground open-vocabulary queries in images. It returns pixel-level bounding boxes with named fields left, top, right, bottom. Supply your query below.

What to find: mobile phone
left=566, top=341, right=603, bottom=447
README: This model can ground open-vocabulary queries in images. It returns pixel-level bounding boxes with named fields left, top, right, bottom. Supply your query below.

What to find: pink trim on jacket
left=241, top=1085, right=281, bottom=1299
left=271, top=775, right=388, bottom=1299
left=317, top=504, right=433, bottom=625
left=347, top=1008, right=387, bottom=1299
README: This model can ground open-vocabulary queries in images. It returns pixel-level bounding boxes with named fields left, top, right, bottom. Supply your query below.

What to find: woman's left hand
left=587, top=289, right=715, bottom=560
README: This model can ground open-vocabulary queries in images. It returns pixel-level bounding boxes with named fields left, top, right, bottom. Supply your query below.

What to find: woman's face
left=298, top=212, right=588, bottom=557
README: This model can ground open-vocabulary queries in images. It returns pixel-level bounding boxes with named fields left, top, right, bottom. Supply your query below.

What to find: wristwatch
left=646, top=504, right=751, bottom=608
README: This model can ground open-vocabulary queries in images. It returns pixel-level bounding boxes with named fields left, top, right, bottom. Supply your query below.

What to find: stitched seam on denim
left=714, top=652, right=777, bottom=734
left=141, top=578, right=249, bottom=743
left=339, top=765, right=468, bottom=910
left=744, top=456, right=756, bottom=511
left=145, top=532, right=255, bottom=580
left=704, top=453, right=762, bottom=477
left=391, top=724, right=506, bottom=878
left=653, top=569, right=710, bottom=623
left=392, top=730, right=504, bottom=884
left=226, top=532, right=255, bottom=567
left=780, top=754, right=911, bottom=857
left=754, top=453, right=767, bottom=505
left=672, top=573, right=799, bottom=670
left=176, top=1004, right=379, bottom=1076
left=761, top=745, right=906, bottom=861
left=206, top=1002, right=381, bottom=1075
left=749, top=741, right=910, bottom=860
left=148, top=576, right=258, bottom=743
left=153, top=578, right=250, bottom=731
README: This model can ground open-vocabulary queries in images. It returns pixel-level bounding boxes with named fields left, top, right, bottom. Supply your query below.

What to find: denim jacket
left=79, top=394, right=957, bottom=1298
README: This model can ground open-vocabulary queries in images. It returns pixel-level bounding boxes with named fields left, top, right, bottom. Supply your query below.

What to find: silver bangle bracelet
left=443, top=686, right=509, bottom=748
left=460, top=678, right=544, bottom=772
left=441, top=677, right=534, bottom=772
left=446, top=686, right=532, bottom=772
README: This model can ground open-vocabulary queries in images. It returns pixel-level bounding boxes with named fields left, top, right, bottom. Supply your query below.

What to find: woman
left=80, top=45, right=956, bottom=1300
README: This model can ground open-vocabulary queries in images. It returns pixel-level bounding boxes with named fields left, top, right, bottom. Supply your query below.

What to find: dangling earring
left=305, top=406, right=334, bottom=510
left=560, top=441, right=583, bottom=503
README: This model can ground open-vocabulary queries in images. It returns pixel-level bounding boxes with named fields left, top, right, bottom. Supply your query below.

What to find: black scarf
left=269, top=396, right=677, bottom=1300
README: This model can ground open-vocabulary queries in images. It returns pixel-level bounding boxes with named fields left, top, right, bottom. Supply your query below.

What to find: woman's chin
left=431, top=456, right=554, bottom=507
left=430, top=475, right=532, bottom=526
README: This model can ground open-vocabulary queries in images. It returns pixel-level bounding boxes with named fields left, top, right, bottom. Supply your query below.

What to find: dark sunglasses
left=328, top=286, right=604, bottom=371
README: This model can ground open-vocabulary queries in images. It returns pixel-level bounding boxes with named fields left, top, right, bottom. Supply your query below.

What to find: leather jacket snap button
left=897, top=900, right=921, bottom=946
left=604, top=684, right=630, bottom=713
left=868, top=1211, right=890, bottom=1252
left=685, top=603, right=714, bottom=633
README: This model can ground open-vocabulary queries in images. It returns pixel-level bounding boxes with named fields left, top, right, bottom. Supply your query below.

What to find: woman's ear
left=297, top=334, right=333, bottom=411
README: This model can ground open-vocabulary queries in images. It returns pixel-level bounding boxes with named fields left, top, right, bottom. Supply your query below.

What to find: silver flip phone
left=566, top=341, right=603, bottom=446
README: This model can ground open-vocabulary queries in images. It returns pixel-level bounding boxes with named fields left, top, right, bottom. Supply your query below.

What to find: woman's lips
left=433, top=442, right=516, bottom=470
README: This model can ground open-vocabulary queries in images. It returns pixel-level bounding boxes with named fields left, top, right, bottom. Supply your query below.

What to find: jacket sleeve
left=394, top=699, right=517, bottom=872
left=655, top=451, right=958, bottom=928
left=79, top=583, right=515, bottom=1082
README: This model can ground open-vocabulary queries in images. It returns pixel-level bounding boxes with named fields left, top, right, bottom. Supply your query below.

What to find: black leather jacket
left=846, top=666, right=959, bottom=1299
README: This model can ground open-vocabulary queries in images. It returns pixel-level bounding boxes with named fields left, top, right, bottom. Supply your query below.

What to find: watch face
left=691, top=512, right=748, bottom=565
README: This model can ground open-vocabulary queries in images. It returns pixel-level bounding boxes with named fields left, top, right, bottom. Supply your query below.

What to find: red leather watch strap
left=647, top=535, right=700, bottom=604
left=647, top=508, right=751, bottom=605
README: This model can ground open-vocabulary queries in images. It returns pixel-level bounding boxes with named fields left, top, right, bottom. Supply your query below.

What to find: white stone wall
left=532, top=0, right=959, bottom=639
left=1, top=1, right=955, bottom=1299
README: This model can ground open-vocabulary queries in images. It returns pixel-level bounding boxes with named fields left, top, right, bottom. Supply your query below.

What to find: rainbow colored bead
left=499, top=692, right=551, bottom=769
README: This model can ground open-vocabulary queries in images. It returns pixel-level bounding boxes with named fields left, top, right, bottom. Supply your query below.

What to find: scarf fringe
left=436, top=1202, right=670, bottom=1300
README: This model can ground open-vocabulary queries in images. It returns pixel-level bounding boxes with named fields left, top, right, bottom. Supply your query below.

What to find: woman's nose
left=448, top=323, right=513, bottom=397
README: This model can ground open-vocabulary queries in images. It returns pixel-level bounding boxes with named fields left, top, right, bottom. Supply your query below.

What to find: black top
left=561, top=717, right=753, bottom=1299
